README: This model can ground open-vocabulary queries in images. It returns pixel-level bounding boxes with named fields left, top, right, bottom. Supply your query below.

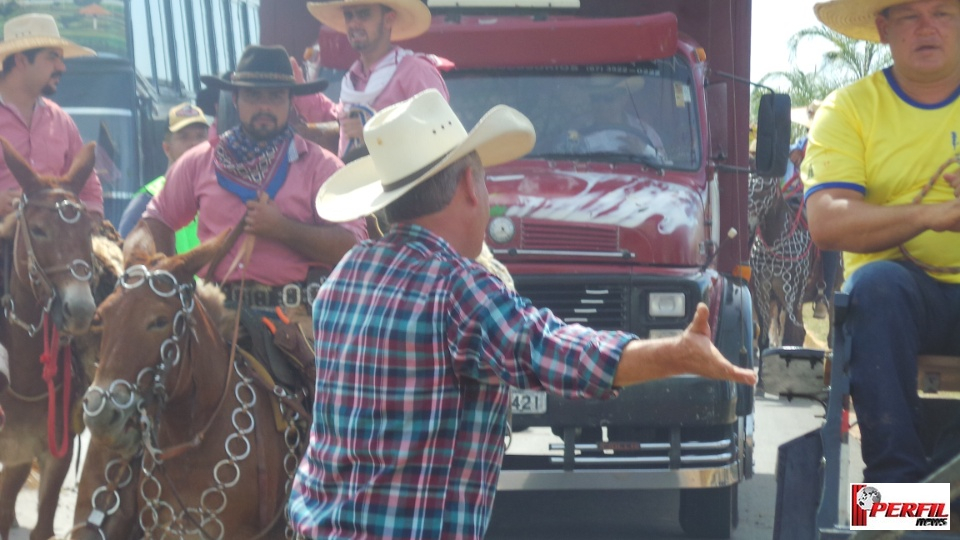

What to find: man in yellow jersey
left=117, top=102, right=209, bottom=251
left=804, top=0, right=960, bottom=482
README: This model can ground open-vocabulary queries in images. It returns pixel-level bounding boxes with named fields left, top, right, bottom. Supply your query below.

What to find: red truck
left=262, top=1, right=787, bottom=537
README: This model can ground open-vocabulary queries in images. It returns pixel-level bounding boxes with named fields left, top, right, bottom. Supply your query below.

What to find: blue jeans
left=843, top=260, right=960, bottom=482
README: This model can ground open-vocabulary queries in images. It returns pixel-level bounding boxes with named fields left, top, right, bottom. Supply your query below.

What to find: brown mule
left=0, top=138, right=99, bottom=540
left=73, top=235, right=303, bottom=539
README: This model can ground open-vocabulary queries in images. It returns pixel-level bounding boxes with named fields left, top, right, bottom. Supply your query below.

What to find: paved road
left=6, top=394, right=862, bottom=539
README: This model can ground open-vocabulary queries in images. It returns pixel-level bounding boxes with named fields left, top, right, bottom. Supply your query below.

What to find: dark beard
left=241, top=114, right=282, bottom=141
left=41, top=83, right=57, bottom=96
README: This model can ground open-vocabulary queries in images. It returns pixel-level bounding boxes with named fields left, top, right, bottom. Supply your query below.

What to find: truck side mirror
left=755, top=93, right=790, bottom=178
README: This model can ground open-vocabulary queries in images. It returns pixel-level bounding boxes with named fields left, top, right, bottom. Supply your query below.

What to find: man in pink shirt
left=295, top=0, right=449, bottom=158
left=0, top=13, right=103, bottom=217
left=125, top=45, right=366, bottom=318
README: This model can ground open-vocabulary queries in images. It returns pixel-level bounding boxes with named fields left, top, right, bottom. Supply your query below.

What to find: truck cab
left=299, top=0, right=771, bottom=537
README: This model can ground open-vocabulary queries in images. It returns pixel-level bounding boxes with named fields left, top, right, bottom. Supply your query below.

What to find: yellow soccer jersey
left=802, top=68, right=960, bottom=283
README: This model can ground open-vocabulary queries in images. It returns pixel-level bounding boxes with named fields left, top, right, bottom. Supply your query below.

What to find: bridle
left=2, top=189, right=94, bottom=337
left=81, top=265, right=302, bottom=539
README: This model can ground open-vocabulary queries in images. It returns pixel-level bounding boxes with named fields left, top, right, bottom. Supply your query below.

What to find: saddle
left=237, top=307, right=315, bottom=404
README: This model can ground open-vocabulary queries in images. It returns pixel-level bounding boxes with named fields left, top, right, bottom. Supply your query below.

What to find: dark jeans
left=843, top=260, right=960, bottom=482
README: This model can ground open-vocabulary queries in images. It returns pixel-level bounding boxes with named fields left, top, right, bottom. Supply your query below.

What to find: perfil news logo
left=851, top=483, right=951, bottom=530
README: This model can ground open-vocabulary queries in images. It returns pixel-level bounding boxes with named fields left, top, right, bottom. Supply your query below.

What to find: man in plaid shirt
left=289, top=89, right=757, bottom=539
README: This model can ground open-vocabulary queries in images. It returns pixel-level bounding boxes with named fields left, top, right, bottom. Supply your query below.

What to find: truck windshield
left=446, top=56, right=701, bottom=171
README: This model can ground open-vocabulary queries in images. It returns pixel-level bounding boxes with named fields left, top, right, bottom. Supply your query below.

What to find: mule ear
left=176, top=228, right=233, bottom=280
left=122, top=220, right=158, bottom=268
left=64, top=142, right=96, bottom=195
left=0, top=137, right=42, bottom=194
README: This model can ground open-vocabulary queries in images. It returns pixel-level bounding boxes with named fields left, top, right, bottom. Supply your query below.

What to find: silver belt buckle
left=281, top=283, right=301, bottom=308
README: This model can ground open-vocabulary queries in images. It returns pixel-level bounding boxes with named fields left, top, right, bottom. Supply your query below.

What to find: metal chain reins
left=78, top=265, right=302, bottom=539
left=749, top=175, right=816, bottom=330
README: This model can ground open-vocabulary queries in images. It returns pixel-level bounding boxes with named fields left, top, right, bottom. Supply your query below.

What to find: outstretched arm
left=612, top=303, right=757, bottom=387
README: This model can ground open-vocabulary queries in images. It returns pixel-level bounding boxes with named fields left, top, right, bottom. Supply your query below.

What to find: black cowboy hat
left=200, top=44, right=328, bottom=96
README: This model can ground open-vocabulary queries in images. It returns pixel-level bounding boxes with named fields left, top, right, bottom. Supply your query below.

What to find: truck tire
left=679, top=484, right=737, bottom=539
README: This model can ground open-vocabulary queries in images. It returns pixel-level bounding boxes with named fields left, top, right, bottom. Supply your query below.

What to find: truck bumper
left=498, top=459, right=740, bottom=491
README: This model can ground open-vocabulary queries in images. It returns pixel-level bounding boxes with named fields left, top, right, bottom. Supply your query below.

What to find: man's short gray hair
left=385, top=151, right=482, bottom=223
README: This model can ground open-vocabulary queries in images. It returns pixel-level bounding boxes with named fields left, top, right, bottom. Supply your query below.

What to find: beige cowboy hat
left=814, top=0, right=911, bottom=42
left=307, top=0, right=432, bottom=41
left=0, top=13, right=95, bottom=68
left=316, top=88, right=536, bottom=223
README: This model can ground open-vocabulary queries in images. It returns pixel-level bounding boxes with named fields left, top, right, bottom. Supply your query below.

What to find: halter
left=2, top=189, right=94, bottom=336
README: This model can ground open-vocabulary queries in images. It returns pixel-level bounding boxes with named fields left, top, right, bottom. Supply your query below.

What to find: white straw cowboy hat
left=0, top=13, right=95, bottom=68
left=316, top=88, right=536, bottom=223
left=307, top=0, right=433, bottom=41
left=814, top=0, right=911, bottom=42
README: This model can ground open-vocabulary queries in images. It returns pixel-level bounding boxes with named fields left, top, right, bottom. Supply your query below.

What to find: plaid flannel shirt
left=289, top=224, right=634, bottom=539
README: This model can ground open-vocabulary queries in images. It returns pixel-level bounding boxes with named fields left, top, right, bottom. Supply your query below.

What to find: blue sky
left=751, top=0, right=825, bottom=82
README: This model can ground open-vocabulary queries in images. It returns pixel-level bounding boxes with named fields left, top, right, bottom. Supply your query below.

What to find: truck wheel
left=679, top=484, right=737, bottom=539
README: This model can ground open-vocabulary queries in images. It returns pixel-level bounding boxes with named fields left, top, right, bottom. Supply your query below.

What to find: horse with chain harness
left=71, top=234, right=306, bottom=540
left=0, top=138, right=111, bottom=540
left=748, top=173, right=823, bottom=349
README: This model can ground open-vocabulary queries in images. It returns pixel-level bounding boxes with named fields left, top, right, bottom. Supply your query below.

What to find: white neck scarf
left=340, top=47, right=416, bottom=107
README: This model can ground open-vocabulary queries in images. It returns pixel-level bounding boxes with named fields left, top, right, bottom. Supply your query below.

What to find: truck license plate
left=511, top=389, right=547, bottom=414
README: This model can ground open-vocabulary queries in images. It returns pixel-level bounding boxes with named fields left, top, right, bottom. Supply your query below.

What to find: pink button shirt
left=0, top=97, right=104, bottom=215
left=145, top=133, right=367, bottom=285
left=294, top=48, right=449, bottom=157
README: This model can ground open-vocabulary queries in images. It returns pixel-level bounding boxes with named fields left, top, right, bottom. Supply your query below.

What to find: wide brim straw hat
left=200, top=45, right=328, bottom=96
left=307, top=0, right=432, bottom=41
left=0, top=13, right=95, bottom=68
left=814, top=0, right=908, bottom=42
left=316, top=88, right=536, bottom=223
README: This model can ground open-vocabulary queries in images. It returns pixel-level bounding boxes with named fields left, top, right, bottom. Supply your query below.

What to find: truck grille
left=517, top=281, right=628, bottom=331
left=521, top=222, right=619, bottom=252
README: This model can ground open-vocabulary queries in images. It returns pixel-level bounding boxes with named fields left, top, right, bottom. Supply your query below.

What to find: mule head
left=0, top=137, right=98, bottom=335
left=82, top=231, right=231, bottom=457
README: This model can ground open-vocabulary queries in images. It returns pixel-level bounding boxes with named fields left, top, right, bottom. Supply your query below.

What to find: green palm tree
left=750, top=25, right=890, bottom=133
left=787, top=25, right=891, bottom=83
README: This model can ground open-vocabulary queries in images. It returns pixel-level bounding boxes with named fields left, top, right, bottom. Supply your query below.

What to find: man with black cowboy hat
left=804, top=0, right=960, bottom=482
left=0, top=13, right=102, bottom=218
left=125, top=44, right=367, bottom=336
left=288, top=89, right=757, bottom=539
left=293, top=0, right=448, bottom=159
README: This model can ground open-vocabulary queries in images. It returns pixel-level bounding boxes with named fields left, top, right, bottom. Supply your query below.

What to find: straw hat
left=814, top=0, right=908, bottom=42
left=0, top=13, right=95, bottom=68
left=315, top=89, right=535, bottom=223
left=200, top=45, right=328, bottom=96
left=167, top=102, right=210, bottom=133
left=307, top=0, right=432, bottom=41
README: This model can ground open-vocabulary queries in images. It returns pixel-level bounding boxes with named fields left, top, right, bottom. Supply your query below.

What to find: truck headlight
left=488, top=216, right=515, bottom=244
left=649, top=292, right=686, bottom=318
